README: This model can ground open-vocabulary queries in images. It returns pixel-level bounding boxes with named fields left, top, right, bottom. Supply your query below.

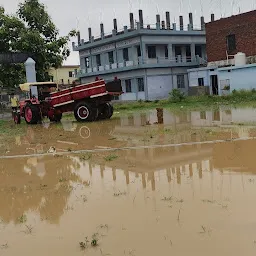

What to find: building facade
left=48, top=65, right=80, bottom=86
left=206, top=10, right=256, bottom=64
left=73, top=10, right=208, bottom=100
left=188, top=10, right=256, bottom=95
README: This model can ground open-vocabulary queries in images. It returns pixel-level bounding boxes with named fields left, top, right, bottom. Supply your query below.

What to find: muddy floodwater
left=1, top=106, right=256, bottom=255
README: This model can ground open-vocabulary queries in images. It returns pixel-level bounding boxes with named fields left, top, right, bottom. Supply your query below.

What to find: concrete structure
left=217, top=64, right=256, bottom=95
left=48, top=65, right=80, bottom=86
left=73, top=10, right=208, bottom=100
left=188, top=56, right=256, bottom=95
left=188, top=66, right=219, bottom=95
left=188, top=10, right=256, bottom=95
left=206, top=10, right=256, bottom=66
left=25, top=58, right=36, bottom=83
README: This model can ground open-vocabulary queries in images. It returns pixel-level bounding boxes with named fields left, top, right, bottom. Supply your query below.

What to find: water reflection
left=0, top=156, right=81, bottom=225
left=1, top=136, right=256, bottom=225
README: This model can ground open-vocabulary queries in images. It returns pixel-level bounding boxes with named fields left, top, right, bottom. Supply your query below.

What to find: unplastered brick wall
left=206, top=10, right=256, bottom=62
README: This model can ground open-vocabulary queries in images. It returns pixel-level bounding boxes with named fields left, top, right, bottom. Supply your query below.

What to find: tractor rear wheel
left=98, top=103, right=114, bottom=120
left=24, top=104, right=40, bottom=124
left=74, top=102, right=98, bottom=122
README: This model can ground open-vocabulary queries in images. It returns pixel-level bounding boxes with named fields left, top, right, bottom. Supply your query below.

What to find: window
left=148, top=46, right=156, bottom=58
left=195, top=45, right=202, bottom=57
left=177, top=75, right=185, bottom=89
left=227, top=34, right=236, bottom=52
left=165, top=46, right=168, bottom=58
left=123, top=48, right=129, bottom=61
left=137, top=46, right=141, bottom=57
left=213, top=111, right=220, bottom=121
left=137, top=78, right=144, bottom=92
left=96, top=54, right=101, bottom=66
left=68, top=79, right=70, bottom=84
left=198, top=78, right=204, bottom=86
left=69, top=71, right=73, bottom=78
left=108, top=51, right=114, bottom=64
left=200, top=111, right=206, bottom=120
left=125, top=79, right=132, bottom=93
left=85, top=57, right=89, bottom=68
left=175, top=46, right=182, bottom=56
left=61, top=79, right=64, bottom=84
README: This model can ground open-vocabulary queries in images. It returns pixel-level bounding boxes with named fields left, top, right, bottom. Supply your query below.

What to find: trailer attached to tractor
left=14, top=79, right=122, bottom=124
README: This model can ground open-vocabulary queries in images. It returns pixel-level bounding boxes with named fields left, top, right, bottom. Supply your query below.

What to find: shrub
left=169, top=89, right=185, bottom=103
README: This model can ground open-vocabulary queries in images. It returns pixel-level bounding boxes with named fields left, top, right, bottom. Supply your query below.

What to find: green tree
left=0, top=0, right=77, bottom=88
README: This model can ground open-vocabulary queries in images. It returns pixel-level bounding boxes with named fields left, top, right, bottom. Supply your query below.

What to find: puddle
left=2, top=106, right=256, bottom=157
left=1, top=106, right=256, bottom=255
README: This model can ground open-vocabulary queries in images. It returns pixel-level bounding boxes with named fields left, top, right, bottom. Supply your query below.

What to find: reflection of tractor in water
left=14, top=79, right=122, bottom=124
left=14, top=120, right=122, bottom=154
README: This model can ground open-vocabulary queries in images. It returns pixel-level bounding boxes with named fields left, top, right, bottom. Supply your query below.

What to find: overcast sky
left=1, top=0, right=255, bottom=65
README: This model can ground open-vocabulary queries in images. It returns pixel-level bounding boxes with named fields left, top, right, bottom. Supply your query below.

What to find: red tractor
left=15, top=79, right=122, bottom=124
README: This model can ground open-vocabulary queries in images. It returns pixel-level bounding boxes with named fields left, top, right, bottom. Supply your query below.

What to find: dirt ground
left=1, top=107, right=256, bottom=255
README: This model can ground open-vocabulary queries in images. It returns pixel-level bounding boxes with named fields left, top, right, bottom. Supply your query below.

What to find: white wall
left=218, top=66, right=256, bottom=94
left=147, top=75, right=173, bottom=100
left=188, top=70, right=210, bottom=87
left=120, top=93, right=137, bottom=101
left=137, top=92, right=146, bottom=100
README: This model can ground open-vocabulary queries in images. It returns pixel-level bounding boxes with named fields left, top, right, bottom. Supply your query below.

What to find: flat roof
left=188, top=66, right=218, bottom=72
left=218, top=63, right=256, bottom=71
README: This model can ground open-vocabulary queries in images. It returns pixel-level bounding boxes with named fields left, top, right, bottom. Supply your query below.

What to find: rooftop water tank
left=234, top=52, right=246, bottom=66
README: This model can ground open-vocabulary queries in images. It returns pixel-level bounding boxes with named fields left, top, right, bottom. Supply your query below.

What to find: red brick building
left=206, top=10, right=256, bottom=62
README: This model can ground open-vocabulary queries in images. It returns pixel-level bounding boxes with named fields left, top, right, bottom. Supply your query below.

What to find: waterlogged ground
left=1, top=107, right=256, bottom=255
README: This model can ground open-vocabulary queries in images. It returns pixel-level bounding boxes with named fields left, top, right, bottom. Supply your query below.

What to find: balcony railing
left=77, top=56, right=207, bottom=76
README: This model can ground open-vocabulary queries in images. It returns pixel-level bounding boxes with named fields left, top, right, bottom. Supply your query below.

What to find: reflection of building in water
left=0, top=156, right=82, bottom=225
left=191, top=108, right=256, bottom=137
left=100, top=144, right=213, bottom=190
left=120, top=109, right=191, bottom=127
left=89, top=138, right=256, bottom=191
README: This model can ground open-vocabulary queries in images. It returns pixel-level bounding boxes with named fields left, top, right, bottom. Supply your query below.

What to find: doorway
left=211, top=75, right=219, bottom=95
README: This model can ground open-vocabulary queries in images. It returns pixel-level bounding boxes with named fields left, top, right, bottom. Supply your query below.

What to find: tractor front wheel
left=74, top=102, right=98, bottom=122
left=24, top=104, right=40, bottom=124
left=98, top=103, right=114, bottom=120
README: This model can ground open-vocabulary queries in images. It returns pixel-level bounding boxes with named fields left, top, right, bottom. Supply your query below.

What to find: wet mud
left=1, top=107, right=256, bottom=255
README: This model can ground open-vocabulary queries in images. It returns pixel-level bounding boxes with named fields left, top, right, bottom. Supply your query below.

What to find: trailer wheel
left=24, top=104, right=40, bottom=124
left=74, top=102, right=98, bottom=122
left=98, top=103, right=114, bottom=120
left=49, top=113, right=62, bottom=122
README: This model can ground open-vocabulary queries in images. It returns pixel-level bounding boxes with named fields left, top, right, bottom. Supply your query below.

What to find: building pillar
left=141, top=42, right=147, bottom=64
left=168, top=44, right=173, bottom=60
left=25, top=58, right=36, bottom=83
left=181, top=46, right=187, bottom=63
left=190, top=43, right=196, bottom=61
left=134, top=77, right=138, bottom=100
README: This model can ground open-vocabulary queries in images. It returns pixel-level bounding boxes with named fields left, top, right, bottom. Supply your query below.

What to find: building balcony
left=77, top=56, right=206, bottom=78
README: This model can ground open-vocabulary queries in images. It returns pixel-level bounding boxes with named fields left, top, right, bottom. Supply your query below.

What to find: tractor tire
left=74, top=102, right=98, bottom=122
left=24, top=104, right=40, bottom=124
left=98, top=103, right=114, bottom=120
left=49, top=113, right=62, bottom=122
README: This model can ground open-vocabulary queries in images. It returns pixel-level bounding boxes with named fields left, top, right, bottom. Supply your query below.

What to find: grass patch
left=104, top=154, right=118, bottom=162
left=113, top=89, right=256, bottom=112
